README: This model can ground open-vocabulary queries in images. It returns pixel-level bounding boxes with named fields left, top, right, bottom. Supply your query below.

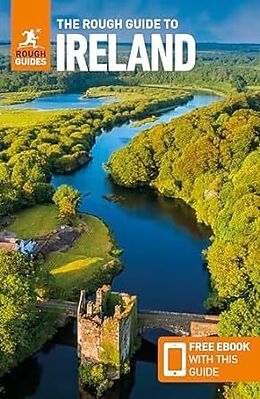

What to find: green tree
left=0, top=251, right=39, bottom=374
left=52, top=184, right=81, bottom=224
left=231, top=74, right=247, bottom=92
left=224, top=382, right=260, bottom=399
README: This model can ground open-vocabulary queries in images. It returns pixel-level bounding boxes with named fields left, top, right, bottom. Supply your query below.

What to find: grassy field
left=0, top=109, right=67, bottom=127
left=3, top=205, right=120, bottom=299
left=6, top=205, right=60, bottom=238
left=86, top=85, right=188, bottom=101
left=46, top=214, right=116, bottom=298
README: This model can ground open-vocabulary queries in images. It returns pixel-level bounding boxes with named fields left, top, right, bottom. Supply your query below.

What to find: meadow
left=4, top=205, right=120, bottom=300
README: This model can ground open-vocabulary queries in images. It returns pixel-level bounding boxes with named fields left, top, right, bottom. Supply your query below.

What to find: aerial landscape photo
left=0, top=0, right=259, bottom=398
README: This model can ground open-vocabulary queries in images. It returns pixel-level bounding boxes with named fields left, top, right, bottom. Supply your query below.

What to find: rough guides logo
left=11, top=0, right=51, bottom=71
left=19, top=28, right=43, bottom=50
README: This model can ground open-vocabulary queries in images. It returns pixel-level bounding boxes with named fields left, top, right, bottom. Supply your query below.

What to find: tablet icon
left=161, top=341, right=187, bottom=378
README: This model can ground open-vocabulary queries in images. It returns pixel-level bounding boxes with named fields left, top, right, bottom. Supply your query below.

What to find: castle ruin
left=77, top=285, right=138, bottom=380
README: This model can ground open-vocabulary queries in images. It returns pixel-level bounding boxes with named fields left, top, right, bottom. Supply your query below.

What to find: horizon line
left=0, top=41, right=260, bottom=46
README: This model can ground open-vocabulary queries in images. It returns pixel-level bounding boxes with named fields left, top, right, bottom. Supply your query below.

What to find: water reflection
left=0, top=357, right=42, bottom=398
left=0, top=323, right=222, bottom=399
left=106, top=181, right=211, bottom=240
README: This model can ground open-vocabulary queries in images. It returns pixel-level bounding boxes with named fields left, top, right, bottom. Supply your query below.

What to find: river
left=0, top=93, right=115, bottom=110
left=0, top=93, right=222, bottom=399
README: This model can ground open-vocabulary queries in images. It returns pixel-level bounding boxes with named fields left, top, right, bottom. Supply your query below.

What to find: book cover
left=0, top=1, right=259, bottom=398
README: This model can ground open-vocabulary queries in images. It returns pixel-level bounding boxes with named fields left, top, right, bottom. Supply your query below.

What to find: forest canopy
left=107, top=92, right=260, bottom=340
left=0, top=87, right=191, bottom=217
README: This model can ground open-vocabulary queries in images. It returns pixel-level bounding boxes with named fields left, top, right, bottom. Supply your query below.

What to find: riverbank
left=104, top=92, right=260, bottom=399
left=85, top=84, right=192, bottom=101
left=0, top=90, right=63, bottom=106
left=137, top=84, right=229, bottom=97
left=131, top=115, right=157, bottom=127
left=3, top=204, right=123, bottom=301
left=106, top=92, right=259, bottom=339
left=0, top=202, right=123, bottom=377
left=0, top=308, right=62, bottom=379
left=0, top=90, right=193, bottom=180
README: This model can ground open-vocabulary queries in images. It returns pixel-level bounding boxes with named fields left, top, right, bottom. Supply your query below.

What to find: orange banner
left=158, top=337, right=260, bottom=383
left=11, top=0, right=51, bottom=71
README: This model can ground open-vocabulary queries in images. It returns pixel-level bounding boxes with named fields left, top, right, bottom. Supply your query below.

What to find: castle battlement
left=77, top=285, right=138, bottom=380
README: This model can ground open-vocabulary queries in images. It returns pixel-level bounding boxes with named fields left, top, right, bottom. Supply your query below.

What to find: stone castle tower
left=77, top=285, right=137, bottom=380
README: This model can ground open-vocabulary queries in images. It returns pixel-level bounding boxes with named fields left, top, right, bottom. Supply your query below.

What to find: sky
left=1, top=0, right=260, bottom=43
